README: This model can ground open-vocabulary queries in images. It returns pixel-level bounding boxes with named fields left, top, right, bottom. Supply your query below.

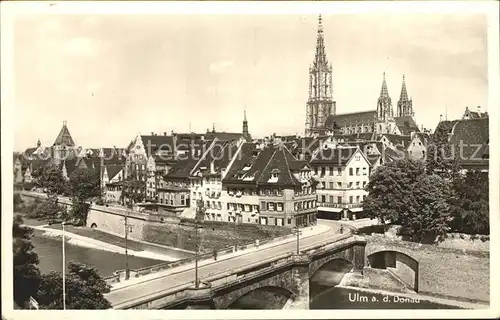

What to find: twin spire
left=379, top=72, right=411, bottom=103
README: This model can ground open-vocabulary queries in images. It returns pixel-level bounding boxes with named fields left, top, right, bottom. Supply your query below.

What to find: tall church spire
left=380, top=72, right=389, bottom=97
left=305, top=14, right=336, bottom=136
left=377, top=72, right=393, bottom=120
left=397, top=74, right=413, bottom=117
left=242, top=109, right=250, bottom=141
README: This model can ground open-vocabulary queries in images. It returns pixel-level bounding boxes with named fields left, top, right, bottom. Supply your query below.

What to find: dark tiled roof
left=310, top=147, right=358, bottom=166
left=325, top=111, right=377, bottom=128
left=223, top=143, right=307, bottom=187
left=205, top=132, right=243, bottom=141
left=448, top=118, right=489, bottom=163
left=53, top=124, right=75, bottom=146
left=381, top=134, right=411, bottom=148
left=336, top=132, right=377, bottom=141
left=105, top=165, right=124, bottom=180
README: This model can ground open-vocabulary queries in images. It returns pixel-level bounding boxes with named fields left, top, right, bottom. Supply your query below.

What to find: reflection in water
left=32, top=230, right=164, bottom=277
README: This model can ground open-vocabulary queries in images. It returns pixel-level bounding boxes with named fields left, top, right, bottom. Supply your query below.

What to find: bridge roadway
left=106, top=219, right=347, bottom=309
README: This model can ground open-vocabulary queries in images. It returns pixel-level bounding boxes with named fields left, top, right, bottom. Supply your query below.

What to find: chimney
left=210, top=161, right=215, bottom=174
left=477, top=105, right=481, bottom=114
left=163, top=132, right=167, bottom=136
left=151, top=132, right=154, bottom=135
left=439, top=114, right=443, bottom=122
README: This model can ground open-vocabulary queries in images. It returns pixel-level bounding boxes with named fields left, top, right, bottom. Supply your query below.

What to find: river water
left=32, top=230, right=164, bottom=277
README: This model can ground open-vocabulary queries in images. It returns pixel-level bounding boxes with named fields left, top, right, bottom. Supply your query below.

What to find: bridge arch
left=226, top=286, right=293, bottom=309
left=367, top=250, right=419, bottom=292
left=309, top=245, right=360, bottom=278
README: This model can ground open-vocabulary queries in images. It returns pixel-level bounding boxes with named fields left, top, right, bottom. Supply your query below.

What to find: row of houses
left=14, top=106, right=488, bottom=226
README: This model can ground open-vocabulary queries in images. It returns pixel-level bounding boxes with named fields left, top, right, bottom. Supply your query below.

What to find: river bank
left=29, top=224, right=180, bottom=262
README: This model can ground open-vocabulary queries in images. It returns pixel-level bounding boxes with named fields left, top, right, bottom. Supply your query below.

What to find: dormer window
left=271, top=169, right=280, bottom=179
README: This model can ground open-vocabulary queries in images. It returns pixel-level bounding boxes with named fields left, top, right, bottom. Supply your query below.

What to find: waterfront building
left=310, top=143, right=371, bottom=221
left=222, top=142, right=318, bottom=227
left=189, top=139, right=241, bottom=221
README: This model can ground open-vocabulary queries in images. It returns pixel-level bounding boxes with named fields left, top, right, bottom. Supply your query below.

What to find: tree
left=37, top=165, right=67, bottom=195
left=425, top=120, right=461, bottom=180
left=68, top=168, right=100, bottom=225
left=29, top=197, right=67, bottom=222
left=363, top=158, right=426, bottom=224
left=450, top=169, right=489, bottom=234
left=397, top=174, right=454, bottom=243
left=36, top=261, right=111, bottom=309
left=120, top=178, right=146, bottom=206
left=13, top=215, right=41, bottom=308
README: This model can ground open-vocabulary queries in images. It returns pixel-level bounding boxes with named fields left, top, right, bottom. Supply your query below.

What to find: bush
left=480, top=235, right=488, bottom=242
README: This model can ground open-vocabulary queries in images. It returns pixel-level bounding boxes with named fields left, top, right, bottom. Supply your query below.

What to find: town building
left=407, top=132, right=431, bottom=160
left=222, top=143, right=318, bottom=227
left=189, top=139, right=241, bottom=221
left=462, top=106, right=488, bottom=120
left=310, top=143, right=372, bottom=221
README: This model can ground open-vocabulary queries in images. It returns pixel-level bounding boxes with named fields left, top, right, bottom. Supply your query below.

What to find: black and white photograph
left=2, top=0, right=499, bottom=317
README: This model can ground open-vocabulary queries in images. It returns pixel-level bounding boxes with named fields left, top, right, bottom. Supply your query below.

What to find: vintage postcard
left=1, top=1, right=499, bottom=319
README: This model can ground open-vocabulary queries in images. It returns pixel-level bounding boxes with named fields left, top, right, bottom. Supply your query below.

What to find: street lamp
left=292, top=226, right=302, bottom=254
left=62, top=221, right=66, bottom=310
left=124, top=211, right=131, bottom=280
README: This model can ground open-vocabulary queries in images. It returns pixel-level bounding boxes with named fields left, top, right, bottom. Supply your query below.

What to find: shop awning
left=318, top=207, right=343, bottom=213
left=349, top=208, right=363, bottom=213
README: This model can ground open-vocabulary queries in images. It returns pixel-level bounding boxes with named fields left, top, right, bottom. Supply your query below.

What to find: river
left=32, top=230, right=164, bottom=277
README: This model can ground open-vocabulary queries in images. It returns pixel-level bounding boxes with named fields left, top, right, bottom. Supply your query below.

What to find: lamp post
left=124, top=211, right=130, bottom=280
left=193, top=199, right=205, bottom=288
left=234, top=216, right=238, bottom=251
left=293, top=226, right=302, bottom=254
left=62, top=221, right=66, bottom=310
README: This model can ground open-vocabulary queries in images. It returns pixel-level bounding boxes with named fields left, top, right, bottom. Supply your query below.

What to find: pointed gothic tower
left=242, top=110, right=249, bottom=137
left=397, top=75, right=414, bottom=117
left=376, top=72, right=393, bottom=120
left=375, top=73, right=395, bottom=134
left=52, top=121, right=76, bottom=164
left=305, top=15, right=336, bottom=136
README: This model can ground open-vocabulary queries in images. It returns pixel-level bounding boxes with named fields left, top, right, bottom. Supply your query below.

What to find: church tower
left=376, top=73, right=395, bottom=133
left=52, top=121, right=75, bottom=164
left=397, top=75, right=414, bottom=117
left=242, top=110, right=250, bottom=140
left=305, top=15, right=336, bottom=137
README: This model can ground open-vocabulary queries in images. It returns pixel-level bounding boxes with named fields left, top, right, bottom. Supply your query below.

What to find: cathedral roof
left=53, top=122, right=75, bottom=146
left=324, top=111, right=377, bottom=129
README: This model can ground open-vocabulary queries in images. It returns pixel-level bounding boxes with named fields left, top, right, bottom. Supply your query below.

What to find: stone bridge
left=113, top=235, right=366, bottom=309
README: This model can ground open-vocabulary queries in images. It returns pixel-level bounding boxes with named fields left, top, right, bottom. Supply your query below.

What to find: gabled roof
left=223, top=143, right=309, bottom=187
left=380, top=134, right=411, bottom=148
left=325, top=111, right=377, bottom=128
left=105, top=165, right=124, bottom=180
left=53, top=123, right=75, bottom=146
left=191, top=139, right=240, bottom=176
left=310, top=147, right=359, bottom=166
left=448, top=118, right=489, bottom=163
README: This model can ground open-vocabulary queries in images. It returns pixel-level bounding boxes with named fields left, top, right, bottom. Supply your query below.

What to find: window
left=329, top=166, right=334, bottom=175
left=337, top=196, right=342, bottom=204
left=349, top=168, right=353, bottom=176
left=348, top=182, right=353, bottom=189
left=218, top=201, right=222, bottom=209
left=356, top=168, right=360, bottom=175
left=419, top=142, right=422, bottom=146
left=288, top=218, right=292, bottom=225
left=356, top=195, right=360, bottom=203
left=321, top=195, right=326, bottom=202
left=363, top=167, right=367, bottom=175
left=413, top=142, right=416, bottom=146
left=321, top=167, right=325, bottom=176
left=337, top=182, right=342, bottom=188
left=329, top=182, right=334, bottom=189
left=329, top=196, right=334, bottom=203
left=228, top=217, right=231, bottom=222
left=363, top=181, right=367, bottom=188
left=268, top=202, right=275, bottom=211
left=422, top=150, right=426, bottom=156
left=349, top=196, right=353, bottom=204
left=227, top=203, right=231, bottom=210
left=337, top=167, right=342, bottom=176
left=277, top=203, right=283, bottom=211
left=356, top=181, right=360, bottom=188
left=206, top=201, right=210, bottom=208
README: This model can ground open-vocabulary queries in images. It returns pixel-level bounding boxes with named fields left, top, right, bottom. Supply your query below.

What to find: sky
left=11, top=13, right=488, bottom=151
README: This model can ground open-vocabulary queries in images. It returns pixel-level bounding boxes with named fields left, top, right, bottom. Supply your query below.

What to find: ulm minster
left=11, top=14, right=490, bottom=311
